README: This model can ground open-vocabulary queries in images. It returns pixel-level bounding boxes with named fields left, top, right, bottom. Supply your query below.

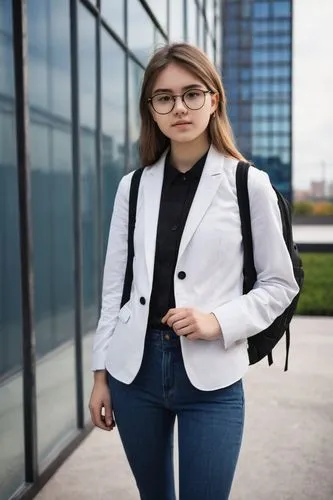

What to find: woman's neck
left=170, top=133, right=210, bottom=173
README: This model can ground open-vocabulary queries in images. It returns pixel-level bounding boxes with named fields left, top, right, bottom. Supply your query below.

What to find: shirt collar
left=164, top=148, right=209, bottom=184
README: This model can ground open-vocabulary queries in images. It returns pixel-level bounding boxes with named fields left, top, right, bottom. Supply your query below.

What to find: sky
left=293, top=0, right=333, bottom=190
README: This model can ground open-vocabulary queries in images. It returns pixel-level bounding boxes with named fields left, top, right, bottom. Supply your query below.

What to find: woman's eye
left=156, top=95, right=172, bottom=102
left=186, top=91, right=200, bottom=99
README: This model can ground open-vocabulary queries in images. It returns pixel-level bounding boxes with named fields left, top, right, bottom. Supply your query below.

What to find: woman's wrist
left=93, top=369, right=108, bottom=384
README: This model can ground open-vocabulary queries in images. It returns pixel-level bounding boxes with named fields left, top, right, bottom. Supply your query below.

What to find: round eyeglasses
left=148, top=89, right=212, bottom=115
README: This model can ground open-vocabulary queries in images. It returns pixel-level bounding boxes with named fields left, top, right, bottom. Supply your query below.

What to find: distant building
left=293, top=189, right=310, bottom=201
left=221, top=0, right=292, bottom=200
left=310, top=181, right=326, bottom=199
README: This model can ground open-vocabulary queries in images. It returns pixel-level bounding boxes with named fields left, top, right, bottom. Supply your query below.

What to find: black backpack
left=236, top=161, right=304, bottom=371
left=122, top=162, right=304, bottom=371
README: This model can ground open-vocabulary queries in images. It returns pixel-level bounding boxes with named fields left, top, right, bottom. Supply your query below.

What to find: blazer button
left=140, top=297, right=146, bottom=305
left=178, top=271, right=186, bottom=280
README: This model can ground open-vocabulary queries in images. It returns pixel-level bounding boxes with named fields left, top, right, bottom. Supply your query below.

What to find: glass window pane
left=27, top=0, right=76, bottom=464
left=273, top=2, right=291, bottom=18
left=128, top=60, right=144, bottom=171
left=0, top=3, right=25, bottom=498
left=145, top=0, right=167, bottom=32
left=188, top=0, right=197, bottom=45
left=253, top=2, right=270, bottom=18
left=128, top=0, right=155, bottom=64
left=154, top=26, right=167, bottom=49
left=169, top=0, right=184, bottom=42
left=207, top=36, right=215, bottom=62
left=101, top=32, right=126, bottom=251
left=78, top=4, right=99, bottom=422
left=253, top=20, right=269, bottom=34
left=206, top=0, right=215, bottom=34
left=101, top=0, right=124, bottom=39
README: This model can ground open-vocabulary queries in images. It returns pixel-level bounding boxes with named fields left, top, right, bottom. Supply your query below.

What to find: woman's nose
left=173, top=95, right=187, bottom=113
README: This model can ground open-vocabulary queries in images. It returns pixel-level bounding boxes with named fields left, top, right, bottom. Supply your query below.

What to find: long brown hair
left=139, top=43, right=245, bottom=166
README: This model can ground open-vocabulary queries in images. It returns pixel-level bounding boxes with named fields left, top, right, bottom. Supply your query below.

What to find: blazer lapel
left=142, top=152, right=167, bottom=285
left=177, top=146, right=225, bottom=262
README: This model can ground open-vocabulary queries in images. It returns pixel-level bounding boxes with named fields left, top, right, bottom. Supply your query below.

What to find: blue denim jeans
left=108, top=328, right=244, bottom=500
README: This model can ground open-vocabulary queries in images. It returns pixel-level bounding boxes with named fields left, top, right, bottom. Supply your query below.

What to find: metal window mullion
left=96, top=10, right=103, bottom=305
left=124, top=0, right=130, bottom=173
left=167, top=0, right=170, bottom=40
left=12, top=0, right=38, bottom=483
left=70, top=0, right=84, bottom=430
left=203, top=0, right=207, bottom=52
left=184, top=0, right=188, bottom=41
left=289, top=2, right=293, bottom=203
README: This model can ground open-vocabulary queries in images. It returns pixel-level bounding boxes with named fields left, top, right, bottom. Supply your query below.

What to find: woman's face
left=149, top=63, right=218, bottom=144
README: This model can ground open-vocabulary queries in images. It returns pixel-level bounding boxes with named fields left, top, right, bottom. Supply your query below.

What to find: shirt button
left=165, top=334, right=170, bottom=341
left=183, top=176, right=187, bottom=181
left=178, top=271, right=186, bottom=280
left=140, top=297, right=146, bottom=305
left=171, top=225, right=178, bottom=231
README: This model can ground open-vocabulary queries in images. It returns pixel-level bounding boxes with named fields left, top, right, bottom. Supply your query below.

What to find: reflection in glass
left=128, top=60, right=144, bottom=171
left=145, top=0, right=167, bottom=32
left=101, top=31, right=126, bottom=252
left=198, top=11, right=204, bottom=49
left=169, top=0, right=184, bottom=42
left=101, top=0, right=124, bottom=39
left=273, top=2, right=291, bottom=18
left=253, top=2, right=270, bottom=18
left=27, top=0, right=76, bottom=465
left=0, top=3, right=25, bottom=498
left=78, top=3, right=99, bottom=422
left=128, top=0, right=155, bottom=65
left=206, top=0, right=215, bottom=33
left=154, top=26, right=167, bottom=50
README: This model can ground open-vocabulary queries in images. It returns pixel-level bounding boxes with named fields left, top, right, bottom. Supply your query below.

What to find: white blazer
left=92, top=145, right=299, bottom=390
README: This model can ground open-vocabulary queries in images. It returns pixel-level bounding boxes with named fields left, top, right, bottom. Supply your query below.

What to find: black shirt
left=147, top=149, right=208, bottom=330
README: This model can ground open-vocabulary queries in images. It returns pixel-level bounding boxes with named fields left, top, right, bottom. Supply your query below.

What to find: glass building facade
left=0, top=1, right=220, bottom=499
left=222, top=0, right=292, bottom=200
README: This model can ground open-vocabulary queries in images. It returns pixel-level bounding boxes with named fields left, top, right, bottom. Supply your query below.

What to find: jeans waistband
left=145, top=328, right=181, bottom=348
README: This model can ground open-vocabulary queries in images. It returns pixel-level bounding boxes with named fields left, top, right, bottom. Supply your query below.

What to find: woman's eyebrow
left=153, top=84, right=205, bottom=94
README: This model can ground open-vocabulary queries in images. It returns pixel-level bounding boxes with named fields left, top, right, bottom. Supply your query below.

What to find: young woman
left=89, top=43, right=299, bottom=500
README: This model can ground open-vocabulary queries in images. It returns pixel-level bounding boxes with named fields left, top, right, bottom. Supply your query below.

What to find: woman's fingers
left=89, top=383, right=115, bottom=431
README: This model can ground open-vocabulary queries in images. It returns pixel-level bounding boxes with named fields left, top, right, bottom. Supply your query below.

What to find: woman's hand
left=161, top=308, right=223, bottom=341
left=89, top=372, right=115, bottom=431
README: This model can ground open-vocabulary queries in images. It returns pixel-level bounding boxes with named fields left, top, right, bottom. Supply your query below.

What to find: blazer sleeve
left=212, top=167, right=300, bottom=350
left=91, top=172, right=132, bottom=370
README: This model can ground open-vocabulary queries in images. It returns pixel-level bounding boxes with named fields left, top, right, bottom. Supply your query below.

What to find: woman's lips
left=172, top=122, right=192, bottom=128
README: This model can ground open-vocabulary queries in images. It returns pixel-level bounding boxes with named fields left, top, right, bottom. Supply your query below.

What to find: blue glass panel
left=128, top=60, right=144, bottom=170
left=252, top=20, right=269, bottom=34
left=101, top=31, right=126, bottom=252
left=128, top=0, right=155, bottom=65
left=240, top=68, right=251, bottom=81
left=27, top=0, right=76, bottom=464
left=101, top=0, right=124, bottom=39
left=78, top=3, right=99, bottom=422
left=0, top=2, right=25, bottom=498
left=273, top=2, right=291, bottom=18
left=253, top=2, right=270, bottom=18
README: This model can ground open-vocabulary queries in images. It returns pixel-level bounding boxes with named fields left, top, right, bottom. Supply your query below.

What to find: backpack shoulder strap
left=236, top=161, right=256, bottom=294
left=120, top=168, right=144, bottom=308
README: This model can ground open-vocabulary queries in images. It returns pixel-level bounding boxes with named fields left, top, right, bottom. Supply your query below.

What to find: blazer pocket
left=118, top=304, right=131, bottom=324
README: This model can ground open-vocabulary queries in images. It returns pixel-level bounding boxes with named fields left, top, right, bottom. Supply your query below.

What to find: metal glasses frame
left=148, top=89, right=212, bottom=114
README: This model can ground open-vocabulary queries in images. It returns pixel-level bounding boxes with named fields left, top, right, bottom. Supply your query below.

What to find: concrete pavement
left=35, top=316, right=333, bottom=500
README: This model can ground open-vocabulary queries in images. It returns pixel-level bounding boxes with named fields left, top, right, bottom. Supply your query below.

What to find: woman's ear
left=211, top=92, right=219, bottom=115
